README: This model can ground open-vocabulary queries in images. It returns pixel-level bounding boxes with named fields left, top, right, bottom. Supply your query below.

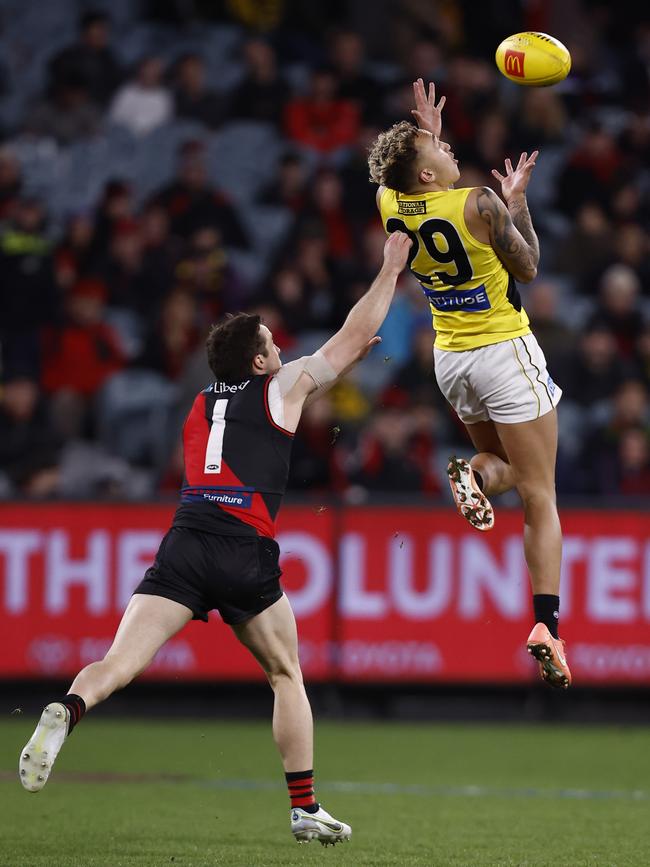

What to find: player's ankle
left=533, top=594, right=560, bottom=639
left=286, top=769, right=319, bottom=813
left=52, top=694, right=87, bottom=735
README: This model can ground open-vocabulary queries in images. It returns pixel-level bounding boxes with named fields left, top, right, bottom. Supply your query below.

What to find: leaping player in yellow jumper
left=369, top=79, right=570, bottom=688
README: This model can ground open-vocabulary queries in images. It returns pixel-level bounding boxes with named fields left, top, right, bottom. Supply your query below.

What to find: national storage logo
left=397, top=200, right=426, bottom=216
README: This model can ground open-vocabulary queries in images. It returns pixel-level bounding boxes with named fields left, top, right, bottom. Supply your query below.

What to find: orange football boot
left=447, top=456, right=494, bottom=531
left=527, top=623, right=571, bottom=689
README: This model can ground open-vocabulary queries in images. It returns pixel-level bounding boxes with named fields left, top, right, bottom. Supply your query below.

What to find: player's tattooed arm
left=507, top=194, right=540, bottom=265
left=476, top=187, right=538, bottom=282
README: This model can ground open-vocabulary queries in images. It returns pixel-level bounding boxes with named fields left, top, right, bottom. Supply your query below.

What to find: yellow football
left=495, top=32, right=571, bottom=86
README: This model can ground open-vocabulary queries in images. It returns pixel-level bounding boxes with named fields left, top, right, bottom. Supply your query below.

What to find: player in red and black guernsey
left=19, top=232, right=412, bottom=847
left=174, top=359, right=297, bottom=541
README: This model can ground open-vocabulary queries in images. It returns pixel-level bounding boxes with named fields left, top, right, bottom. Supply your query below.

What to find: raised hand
left=491, top=151, right=539, bottom=203
left=411, top=78, right=446, bottom=137
left=383, top=231, right=412, bottom=272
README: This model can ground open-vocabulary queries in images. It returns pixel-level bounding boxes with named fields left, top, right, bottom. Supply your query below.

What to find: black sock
left=533, top=595, right=560, bottom=639
left=472, top=469, right=484, bottom=491
left=55, top=694, right=86, bottom=735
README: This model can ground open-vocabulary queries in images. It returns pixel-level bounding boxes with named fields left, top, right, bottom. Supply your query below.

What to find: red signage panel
left=336, top=508, right=650, bottom=683
left=1, top=504, right=648, bottom=684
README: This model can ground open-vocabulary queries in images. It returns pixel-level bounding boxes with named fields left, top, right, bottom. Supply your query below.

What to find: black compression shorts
left=134, top=527, right=283, bottom=624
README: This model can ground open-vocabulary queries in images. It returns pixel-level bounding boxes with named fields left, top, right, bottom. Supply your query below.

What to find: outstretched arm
left=318, top=232, right=411, bottom=373
left=476, top=151, right=540, bottom=283
left=279, top=232, right=412, bottom=429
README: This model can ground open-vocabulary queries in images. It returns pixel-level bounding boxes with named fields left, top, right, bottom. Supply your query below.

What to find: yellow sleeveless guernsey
left=379, top=186, right=530, bottom=351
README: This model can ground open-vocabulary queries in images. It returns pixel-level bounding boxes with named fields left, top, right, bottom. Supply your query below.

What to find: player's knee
left=517, top=484, right=556, bottom=512
left=265, top=655, right=303, bottom=688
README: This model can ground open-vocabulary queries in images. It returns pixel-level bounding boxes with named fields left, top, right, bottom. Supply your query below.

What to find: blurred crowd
left=0, top=0, right=649, bottom=502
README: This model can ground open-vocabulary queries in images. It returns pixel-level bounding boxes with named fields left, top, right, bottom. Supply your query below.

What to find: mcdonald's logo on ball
left=504, top=49, right=525, bottom=77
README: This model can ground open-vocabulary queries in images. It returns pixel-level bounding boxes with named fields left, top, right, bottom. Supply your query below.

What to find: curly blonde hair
left=367, top=121, right=420, bottom=192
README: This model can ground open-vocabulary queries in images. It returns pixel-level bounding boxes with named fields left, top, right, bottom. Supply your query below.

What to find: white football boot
left=19, top=702, right=69, bottom=792
left=447, top=456, right=495, bottom=531
left=291, top=805, right=352, bottom=846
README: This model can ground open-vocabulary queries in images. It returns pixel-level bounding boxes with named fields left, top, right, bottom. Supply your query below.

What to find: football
left=495, top=32, right=571, bottom=86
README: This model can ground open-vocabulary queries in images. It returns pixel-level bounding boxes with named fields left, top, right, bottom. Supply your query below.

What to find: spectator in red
left=42, top=278, right=124, bottom=438
left=284, top=67, right=360, bottom=160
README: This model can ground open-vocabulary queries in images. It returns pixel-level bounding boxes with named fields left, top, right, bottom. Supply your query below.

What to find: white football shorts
left=434, top=333, right=562, bottom=425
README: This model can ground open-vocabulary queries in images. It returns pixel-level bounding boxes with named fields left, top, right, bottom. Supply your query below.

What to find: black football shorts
left=134, top=527, right=283, bottom=624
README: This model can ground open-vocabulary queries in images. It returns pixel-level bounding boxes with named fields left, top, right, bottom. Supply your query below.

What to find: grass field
left=1, top=717, right=649, bottom=867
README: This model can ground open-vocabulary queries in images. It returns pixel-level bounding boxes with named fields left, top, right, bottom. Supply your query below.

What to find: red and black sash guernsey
left=171, top=375, right=294, bottom=538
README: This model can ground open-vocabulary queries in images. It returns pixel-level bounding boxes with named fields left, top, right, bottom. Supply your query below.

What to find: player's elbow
left=322, top=332, right=366, bottom=376
left=516, top=265, right=537, bottom=284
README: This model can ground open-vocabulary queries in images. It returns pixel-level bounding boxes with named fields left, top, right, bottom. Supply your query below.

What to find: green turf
left=1, top=717, right=649, bottom=866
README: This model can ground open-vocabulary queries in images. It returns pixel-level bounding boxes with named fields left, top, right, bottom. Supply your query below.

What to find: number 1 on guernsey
left=204, top=398, right=228, bottom=473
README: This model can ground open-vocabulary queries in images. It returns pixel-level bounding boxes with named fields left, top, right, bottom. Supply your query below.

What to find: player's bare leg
left=495, top=409, right=571, bottom=688
left=496, top=411, right=561, bottom=595
left=19, top=595, right=192, bottom=791
left=69, top=595, right=193, bottom=708
left=466, top=420, right=516, bottom=496
left=233, top=595, right=351, bottom=845
left=233, top=594, right=312, bottom=771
